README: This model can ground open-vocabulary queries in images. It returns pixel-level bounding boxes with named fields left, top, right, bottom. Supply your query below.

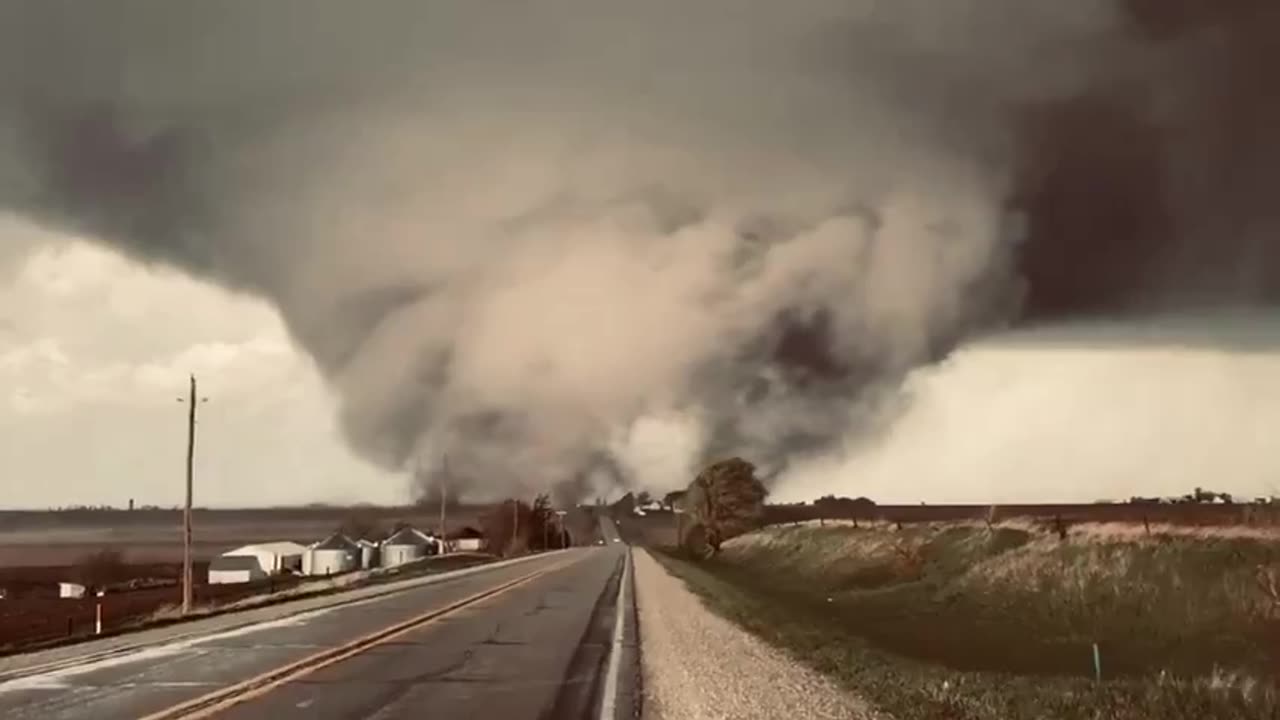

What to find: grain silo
left=357, top=538, right=380, bottom=569
left=303, top=533, right=359, bottom=576
left=380, top=527, right=432, bottom=567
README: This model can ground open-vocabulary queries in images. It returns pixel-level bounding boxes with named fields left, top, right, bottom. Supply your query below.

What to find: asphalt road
left=0, top=545, right=636, bottom=720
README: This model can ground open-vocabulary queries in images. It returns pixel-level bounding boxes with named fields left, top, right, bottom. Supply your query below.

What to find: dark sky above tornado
left=1, top=0, right=1275, bottom=499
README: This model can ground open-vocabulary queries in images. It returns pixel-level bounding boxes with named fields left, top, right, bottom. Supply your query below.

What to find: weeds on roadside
left=652, top=522, right=1280, bottom=720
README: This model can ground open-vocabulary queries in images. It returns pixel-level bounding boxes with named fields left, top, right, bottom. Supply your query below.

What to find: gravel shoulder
left=633, top=549, right=882, bottom=720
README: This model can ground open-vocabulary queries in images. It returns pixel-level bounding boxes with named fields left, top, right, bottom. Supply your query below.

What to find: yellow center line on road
left=140, top=554, right=584, bottom=720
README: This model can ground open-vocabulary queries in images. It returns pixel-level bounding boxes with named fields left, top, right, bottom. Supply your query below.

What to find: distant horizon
left=1, top=492, right=1269, bottom=513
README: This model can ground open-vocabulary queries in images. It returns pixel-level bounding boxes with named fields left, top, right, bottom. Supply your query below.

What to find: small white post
left=95, top=592, right=104, bottom=635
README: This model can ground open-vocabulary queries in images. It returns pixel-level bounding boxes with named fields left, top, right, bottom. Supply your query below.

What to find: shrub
left=75, top=548, right=126, bottom=588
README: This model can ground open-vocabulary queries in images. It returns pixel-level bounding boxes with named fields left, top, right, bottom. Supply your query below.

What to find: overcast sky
left=2, top=3, right=1277, bottom=508
left=1, top=214, right=405, bottom=508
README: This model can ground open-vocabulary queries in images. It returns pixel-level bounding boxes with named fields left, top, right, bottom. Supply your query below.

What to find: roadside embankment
left=652, top=521, right=1280, bottom=720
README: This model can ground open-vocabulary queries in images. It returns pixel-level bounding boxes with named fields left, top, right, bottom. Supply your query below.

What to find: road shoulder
left=632, top=548, right=881, bottom=720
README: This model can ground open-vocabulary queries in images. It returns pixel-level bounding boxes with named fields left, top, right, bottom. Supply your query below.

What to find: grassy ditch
left=652, top=522, right=1280, bottom=720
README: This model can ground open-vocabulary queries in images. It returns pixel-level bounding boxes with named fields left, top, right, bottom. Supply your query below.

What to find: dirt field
left=0, top=564, right=301, bottom=649
left=0, top=505, right=487, bottom=567
left=0, top=553, right=498, bottom=651
left=0, top=503, right=597, bottom=651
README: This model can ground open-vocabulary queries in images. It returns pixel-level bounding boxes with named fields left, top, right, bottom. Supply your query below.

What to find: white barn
left=207, top=555, right=266, bottom=584
left=208, top=541, right=305, bottom=584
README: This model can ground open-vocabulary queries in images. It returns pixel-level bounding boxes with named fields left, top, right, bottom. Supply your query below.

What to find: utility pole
left=439, top=454, right=448, bottom=554
left=512, top=498, right=519, bottom=555
left=556, top=509, right=568, bottom=548
left=178, top=376, right=207, bottom=617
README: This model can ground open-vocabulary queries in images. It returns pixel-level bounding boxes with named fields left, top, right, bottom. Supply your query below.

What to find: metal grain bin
left=303, top=533, right=360, bottom=576
left=380, top=527, right=431, bottom=567
left=358, top=539, right=380, bottom=569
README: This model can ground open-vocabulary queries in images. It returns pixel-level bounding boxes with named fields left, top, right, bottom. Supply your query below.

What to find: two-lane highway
left=0, top=545, right=636, bottom=720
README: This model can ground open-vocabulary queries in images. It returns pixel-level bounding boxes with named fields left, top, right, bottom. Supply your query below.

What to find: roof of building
left=446, top=526, right=484, bottom=540
left=383, top=527, right=433, bottom=546
left=311, top=533, right=359, bottom=551
left=224, top=541, right=307, bottom=557
left=209, top=555, right=262, bottom=572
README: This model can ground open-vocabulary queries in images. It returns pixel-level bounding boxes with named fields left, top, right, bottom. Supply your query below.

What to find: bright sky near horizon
left=1, top=216, right=406, bottom=509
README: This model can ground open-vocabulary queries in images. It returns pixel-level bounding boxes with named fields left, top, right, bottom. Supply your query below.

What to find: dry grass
left=1070, top=520, right=1280, bottom=542
left=656, top=520, right=1280, bottom=719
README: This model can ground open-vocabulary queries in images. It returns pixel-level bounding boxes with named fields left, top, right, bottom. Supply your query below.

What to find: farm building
left=447, top=526, right=485, bottom=552
left=208, top=555, right=267, bottom=584
left=210, top=541, right=306, bottom=584
left=357, top=539, right=380, bottom=569
left=58, top=582, right=87, bottom=599
left=381, top=527, right=439, bottom=567
left=302, top=533, right=360, bottom=576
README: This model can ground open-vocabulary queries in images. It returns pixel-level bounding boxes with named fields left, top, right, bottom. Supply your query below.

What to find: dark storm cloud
left=1013, top=0, right=1280, bottom=318
left=1, top=1, right=1273, bottom=498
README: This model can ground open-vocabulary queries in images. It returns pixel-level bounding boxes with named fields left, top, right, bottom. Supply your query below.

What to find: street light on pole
left=177, top=375, right=208, bottom=616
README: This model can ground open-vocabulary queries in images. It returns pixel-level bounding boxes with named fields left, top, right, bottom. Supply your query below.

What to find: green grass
left=651, top=522, right=1280, bottom=720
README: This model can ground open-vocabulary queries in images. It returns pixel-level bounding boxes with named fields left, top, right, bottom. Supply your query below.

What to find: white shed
left=207, top=555, right=266, bottom=584
left=216, top=541, right=306, bottom=578
left=58, top=582, right=87, bottom=599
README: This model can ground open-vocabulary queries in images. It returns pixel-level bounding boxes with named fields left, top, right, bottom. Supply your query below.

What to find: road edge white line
left=598, top=547, right=630, bottom=720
